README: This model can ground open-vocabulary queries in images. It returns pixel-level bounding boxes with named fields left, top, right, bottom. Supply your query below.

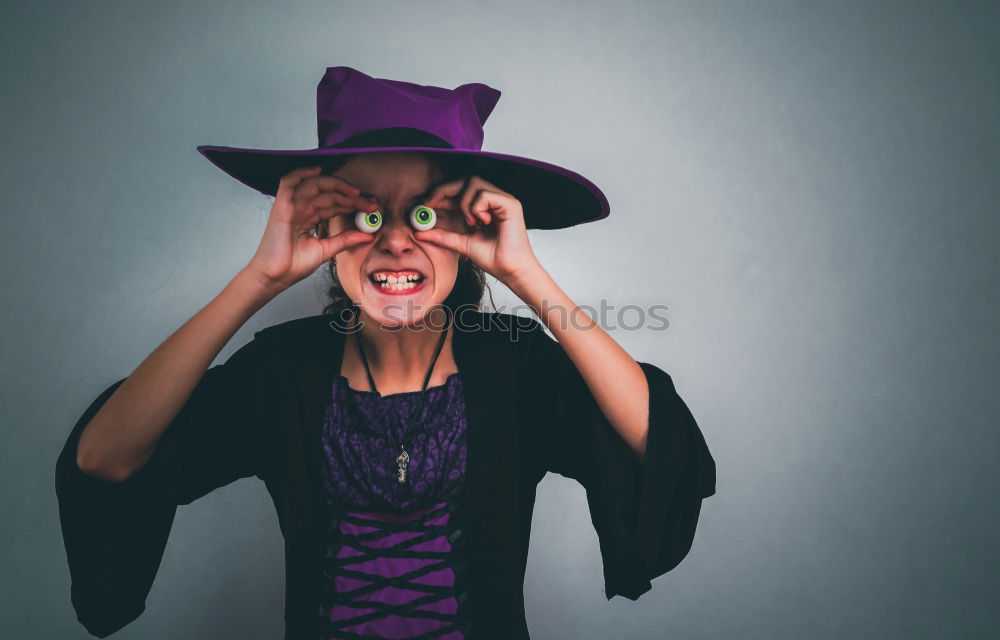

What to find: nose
left=374, top=215, right=416, bottom=256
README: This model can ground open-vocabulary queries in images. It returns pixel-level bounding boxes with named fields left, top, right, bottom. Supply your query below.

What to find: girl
left=56, top=67, right=716, bottom=640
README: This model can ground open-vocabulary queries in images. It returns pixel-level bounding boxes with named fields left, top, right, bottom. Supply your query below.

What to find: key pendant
left=396, top=446, right=410, bottom=484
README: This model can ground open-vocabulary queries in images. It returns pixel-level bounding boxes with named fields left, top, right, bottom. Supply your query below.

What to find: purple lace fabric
left=317, top=372, right=469, bottom=640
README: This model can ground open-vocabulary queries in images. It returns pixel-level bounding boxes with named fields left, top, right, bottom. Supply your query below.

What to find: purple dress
left=316, top=372, right=470, bottom=640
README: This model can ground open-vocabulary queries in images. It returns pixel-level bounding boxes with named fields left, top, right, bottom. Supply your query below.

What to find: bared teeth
left=370, top=270, right=423, bottom=282
left=369, top=270, right=424, bottom=290
left=375, top=280, right=418, bottom=290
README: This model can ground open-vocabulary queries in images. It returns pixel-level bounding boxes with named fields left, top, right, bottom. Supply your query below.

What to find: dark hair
left=317, top=152, right=496, bottom=317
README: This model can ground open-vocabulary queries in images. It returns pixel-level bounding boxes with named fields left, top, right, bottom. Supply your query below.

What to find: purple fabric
left=314, top=66, right=498, bottom=151
left=195, top=66, right=612, bottom=230
left=319, top=372, right=468, bottom=639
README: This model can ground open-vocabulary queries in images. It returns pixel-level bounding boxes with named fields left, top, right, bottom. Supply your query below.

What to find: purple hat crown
left=196, top=65, right=611, bottom=229
left=317, top=66, right=502, bottom=151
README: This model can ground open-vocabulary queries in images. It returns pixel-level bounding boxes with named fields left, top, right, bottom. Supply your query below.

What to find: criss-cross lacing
left=316, top=486, right=472, bottom=639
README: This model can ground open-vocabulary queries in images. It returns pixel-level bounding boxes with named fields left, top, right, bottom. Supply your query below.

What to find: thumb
left=318, top=230, right=376, bottom=263
left=414, top=228, right=473, bottom=259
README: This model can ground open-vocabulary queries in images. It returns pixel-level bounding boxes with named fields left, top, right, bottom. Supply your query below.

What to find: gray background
left=2, top=0, right=998, bottom=638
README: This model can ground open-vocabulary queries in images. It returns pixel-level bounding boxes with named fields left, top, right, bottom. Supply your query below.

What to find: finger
left=276, top=165, right=322, bottom=202
left=457, top=177, right=501, bottom=227
left=413, top=227, right=474, bottom=259
left=424, top=177, right=466, bottom=206
left=469, top=190, right=499, bottom=226
left=472, top=188, right=525, bottom=226
left=301, top=197, right=375, bottom=229
left=304, top=197, right=380, bottom=230
left=306, top=189, right=378, bottom=214
left=459, top=176, right=512, bottom=227
left=292, top=173, right=368, bottom=212
left=306, top=174, right=366, bottom=196
left=459, top=186, right=487, bottom=227
left=297, top=193, right=377, bottom=231
left=425, top=177, right=476, bottom=226
left=465, top=173, right=510, bottom=197
left=318, top=229, right=376, bottom=261
left=429, top=202, right=475, bottom=230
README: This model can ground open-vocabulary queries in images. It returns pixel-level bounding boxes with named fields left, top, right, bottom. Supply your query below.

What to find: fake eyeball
left=355, top=209, right=383, bottom=233
left=409, top=205, right=437, bottom=231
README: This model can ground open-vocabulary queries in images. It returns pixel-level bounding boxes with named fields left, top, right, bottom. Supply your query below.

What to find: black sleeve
left=54, top=333, right=280, bottom=637
left=517, top=319, right=716, bottom=601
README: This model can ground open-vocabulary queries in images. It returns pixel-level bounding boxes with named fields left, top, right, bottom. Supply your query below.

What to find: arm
left=506, top=263, right=650, bottom=463
left=55, top=166, right=379, bottom=637
left=75, top=269, right=278, bottom=482
left=415, top=174, right=648, bottom=461
left=414, top=175, right=715, bottom=601
left=54, top=281, right=280, bottom=638
left=76, top=165, right=377, bottom=482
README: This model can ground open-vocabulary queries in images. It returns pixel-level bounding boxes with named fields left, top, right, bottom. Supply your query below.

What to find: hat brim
left=196, top=145, right=609, bottom=230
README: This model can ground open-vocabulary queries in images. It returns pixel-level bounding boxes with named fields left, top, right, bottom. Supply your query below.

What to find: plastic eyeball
left=409, top=205, right=437, bottom=231
left=355, top=209, right=383, bottom=233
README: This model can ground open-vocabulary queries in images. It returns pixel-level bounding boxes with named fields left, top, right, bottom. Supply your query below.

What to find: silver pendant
left=396, top=447, right=410, bottom=484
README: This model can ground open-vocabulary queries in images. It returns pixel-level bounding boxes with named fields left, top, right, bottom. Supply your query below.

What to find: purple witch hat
left=197, top=66, right=609, bottom=230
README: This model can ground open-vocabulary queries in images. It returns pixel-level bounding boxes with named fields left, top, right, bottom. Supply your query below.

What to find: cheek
left=334, top=252, right=365, bottom=292
left=430, top=253, right=460, bottom=291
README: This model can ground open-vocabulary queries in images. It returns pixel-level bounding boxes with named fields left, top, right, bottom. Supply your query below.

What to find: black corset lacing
left=315, top=483, right=474, bottom=639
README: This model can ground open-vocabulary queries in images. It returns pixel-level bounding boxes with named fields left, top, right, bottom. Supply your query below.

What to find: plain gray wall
left=2, top=0, right=997, bottom=638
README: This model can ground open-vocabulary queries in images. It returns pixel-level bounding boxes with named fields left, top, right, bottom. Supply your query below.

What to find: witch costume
left=55, top=67, right=717, bottom=640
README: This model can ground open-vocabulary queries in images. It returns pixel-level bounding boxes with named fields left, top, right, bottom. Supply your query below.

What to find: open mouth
left=367, top=269, right=427, bottom=293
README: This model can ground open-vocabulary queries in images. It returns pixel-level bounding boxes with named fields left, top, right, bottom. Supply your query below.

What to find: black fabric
left=516, top=320, right=716, bottom=600
left=54, top=311, right=716, bottom=639
left=54, top=336, right=282, bottom=637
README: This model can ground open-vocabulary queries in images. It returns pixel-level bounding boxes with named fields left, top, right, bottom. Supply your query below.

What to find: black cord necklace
left=352, top=307, right=452, bottom=484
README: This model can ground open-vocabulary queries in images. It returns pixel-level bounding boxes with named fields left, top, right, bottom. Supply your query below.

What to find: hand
left=414, top=175, right=541, bottom=285
left=244, top=165, right=378, bottom=292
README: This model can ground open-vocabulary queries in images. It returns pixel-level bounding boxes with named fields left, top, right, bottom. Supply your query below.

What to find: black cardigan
left=55, top=310, right=717, bottom=639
